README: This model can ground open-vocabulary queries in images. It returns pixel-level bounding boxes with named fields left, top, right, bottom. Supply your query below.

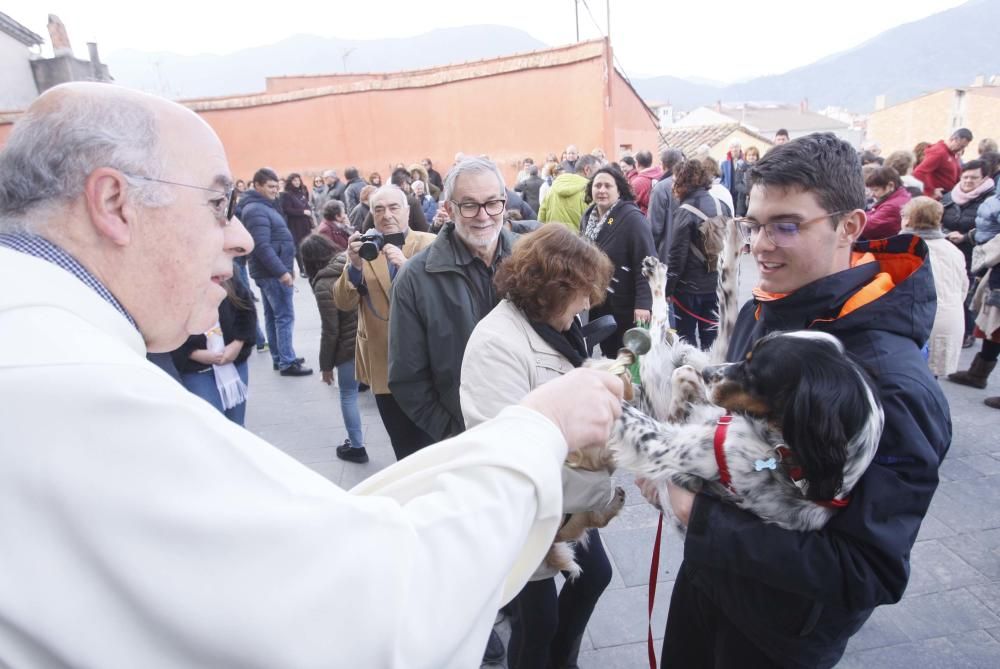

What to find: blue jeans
left=337, top=358, right=364, bottom=448
left=180, top=360, right=249, bottom=426
left=255, top=277, right=298, bottom=369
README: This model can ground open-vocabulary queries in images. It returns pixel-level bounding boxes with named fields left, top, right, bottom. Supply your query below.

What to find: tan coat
left=332, top=231, right=436, bottom=393
left=924, top=237, right=969, bottom=376
left=461, top=299, right=614, bottom=580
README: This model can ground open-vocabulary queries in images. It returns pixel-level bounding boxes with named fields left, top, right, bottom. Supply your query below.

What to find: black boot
left=947, top=354, right=996, bottom=389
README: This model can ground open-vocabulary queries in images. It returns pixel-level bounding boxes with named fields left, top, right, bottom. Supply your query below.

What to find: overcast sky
left=6, top=0, right=969, bottom=83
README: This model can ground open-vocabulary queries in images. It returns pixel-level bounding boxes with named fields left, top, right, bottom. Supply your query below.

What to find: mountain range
left=106, top=0, right=998, bottom=112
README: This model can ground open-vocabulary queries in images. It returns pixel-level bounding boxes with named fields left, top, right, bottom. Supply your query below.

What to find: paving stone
left=915, top=512, right=956, bottom=541
left=836, top=633, right=1000, bottom=669
left=585, top=583, right=671, bottom=649
left=600, top=524, right=684, bottom=587
left=578, top=641, right=650, bottom=668
left=969, top=583, right=1000, bottom=616
left=843, top=605, right=910, bottom=653
left=939, top=456, right=988, bottom=481
left=960, top=455, right=1000, bottom=477
left=307, top=460, right=345, bottom=483
left=891, top=589, right=999, bottom=641
left=903, top=539, right=988, bottom=596
left=942, top=533, right=1000, bottom=580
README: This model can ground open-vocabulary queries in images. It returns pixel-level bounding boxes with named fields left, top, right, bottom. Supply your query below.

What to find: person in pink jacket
left=862, top=166, right=912, bottom=240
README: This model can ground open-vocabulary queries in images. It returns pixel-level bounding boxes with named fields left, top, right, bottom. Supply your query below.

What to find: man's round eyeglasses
left=124, top=173, right=236, bottom=225
left=451, top=199, right=506, bottom=218
left=735, top=210, right=848, bottom=248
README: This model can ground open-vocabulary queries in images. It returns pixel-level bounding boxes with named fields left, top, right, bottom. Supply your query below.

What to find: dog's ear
left=781, top=362, right=850, bottom=501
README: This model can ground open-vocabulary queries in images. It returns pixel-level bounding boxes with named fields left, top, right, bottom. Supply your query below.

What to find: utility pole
left=606, top=0, right=611, bottom=40
left=341, top=47, right=356, bottom=73
left=574, top=0, right=580, bottom=41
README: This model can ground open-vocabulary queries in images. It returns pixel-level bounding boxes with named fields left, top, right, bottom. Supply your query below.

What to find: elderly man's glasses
left=451, top=199, right=506, bottom=218
left=735, top=210, right=847, bottom=247
left=124, top=174, right=236, bottom=225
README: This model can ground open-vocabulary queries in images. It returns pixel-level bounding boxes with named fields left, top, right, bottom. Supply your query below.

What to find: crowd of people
left=3, top=80, right=993, bottom=668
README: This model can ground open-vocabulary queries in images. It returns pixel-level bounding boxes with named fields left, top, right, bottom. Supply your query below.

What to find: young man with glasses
left=653, top=133, right=952, bottom=668
left=242, top=167, right=312, bottom=376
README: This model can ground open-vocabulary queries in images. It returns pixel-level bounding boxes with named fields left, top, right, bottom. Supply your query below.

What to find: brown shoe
left=985, top=397, right=1000, bottom=410
left=947, top=354, right=996, bottom=389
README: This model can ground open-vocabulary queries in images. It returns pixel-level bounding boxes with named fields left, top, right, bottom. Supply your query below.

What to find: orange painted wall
left=202, top=58, right=611, bottom=185
left=611, top=71, right=660, bottom=159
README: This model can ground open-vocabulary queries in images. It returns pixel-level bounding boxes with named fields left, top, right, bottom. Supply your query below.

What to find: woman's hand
left=634, top=309, right=651, bottom=326
left=321, top=370, right=334, bottom=385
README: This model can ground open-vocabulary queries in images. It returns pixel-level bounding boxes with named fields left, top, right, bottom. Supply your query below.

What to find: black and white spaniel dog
left=606, top=253, right=884, bottom=531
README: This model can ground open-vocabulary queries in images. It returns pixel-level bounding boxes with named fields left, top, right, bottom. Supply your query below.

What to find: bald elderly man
left=0, top=83, right=624, bottom=668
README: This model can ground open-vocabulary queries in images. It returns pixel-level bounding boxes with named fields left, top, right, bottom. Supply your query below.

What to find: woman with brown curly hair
left=461, top=224, right=617, bottom=669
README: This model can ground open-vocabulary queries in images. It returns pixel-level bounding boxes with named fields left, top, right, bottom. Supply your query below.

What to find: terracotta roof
left=0, top=11, right=43, bottom=47
left=658, top=124, right=773, bottom=155
left=184, top=39, right=608, bottom=111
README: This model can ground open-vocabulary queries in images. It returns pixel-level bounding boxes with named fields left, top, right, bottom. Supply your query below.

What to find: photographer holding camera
left=333, top=186, right=436, bottom=460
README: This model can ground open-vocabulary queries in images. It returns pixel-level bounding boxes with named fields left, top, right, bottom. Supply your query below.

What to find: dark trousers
left=508, top=529, right=612, bottom=669
left=673, top=292, right=718, bottom=351
left=661, top=562, right=781, bottom=669
left=375, top=393, right=435, bottom=461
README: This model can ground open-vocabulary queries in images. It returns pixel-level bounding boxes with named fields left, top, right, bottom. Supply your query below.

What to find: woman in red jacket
left=862, top=166, right=911, bottom=240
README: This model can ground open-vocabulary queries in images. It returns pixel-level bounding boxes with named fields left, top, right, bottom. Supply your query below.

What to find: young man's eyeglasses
left=451, top=199, right=506, bottom=218
left=124, top=174, right=236, bottom=225
left=735, top=210, right=848, bottom=248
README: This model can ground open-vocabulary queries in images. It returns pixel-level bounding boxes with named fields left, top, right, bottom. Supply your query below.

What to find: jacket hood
left=550, top=173, right=589, bottom=197
left=757, top=234, right=936, bottom=346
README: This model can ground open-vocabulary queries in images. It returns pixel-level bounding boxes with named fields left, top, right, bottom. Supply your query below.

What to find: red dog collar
left=715, top=415, right=850, bottom=508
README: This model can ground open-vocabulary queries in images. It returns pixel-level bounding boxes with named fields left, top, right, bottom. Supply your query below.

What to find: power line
left=580, top=0, right=668, bottom=146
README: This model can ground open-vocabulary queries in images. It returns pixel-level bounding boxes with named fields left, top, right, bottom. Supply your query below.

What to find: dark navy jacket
left=241, top=190, right=295, bottom=280
left=681, top=234, right=952, bottom=668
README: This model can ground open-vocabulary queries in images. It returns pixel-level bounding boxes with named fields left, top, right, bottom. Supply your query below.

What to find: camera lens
left=359, top=241, right=380, bottom=262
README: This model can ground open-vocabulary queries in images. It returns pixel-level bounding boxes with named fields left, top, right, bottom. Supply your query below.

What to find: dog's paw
left=668, top=365, right=708, bottom=422
left=641, top=256, right=661, bottom=280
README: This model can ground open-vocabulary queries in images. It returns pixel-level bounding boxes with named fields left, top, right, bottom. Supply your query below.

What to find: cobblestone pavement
left=244, top=256, right=1000, bottom=668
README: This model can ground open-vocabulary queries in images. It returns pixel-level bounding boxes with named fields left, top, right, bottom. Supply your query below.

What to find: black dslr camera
left=358, top=230, right=385, bottom=261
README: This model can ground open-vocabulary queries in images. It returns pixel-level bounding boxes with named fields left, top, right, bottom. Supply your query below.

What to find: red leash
left=670, top=296, right=718, bottom=326
left=647, top=512, right=664, bottom=669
